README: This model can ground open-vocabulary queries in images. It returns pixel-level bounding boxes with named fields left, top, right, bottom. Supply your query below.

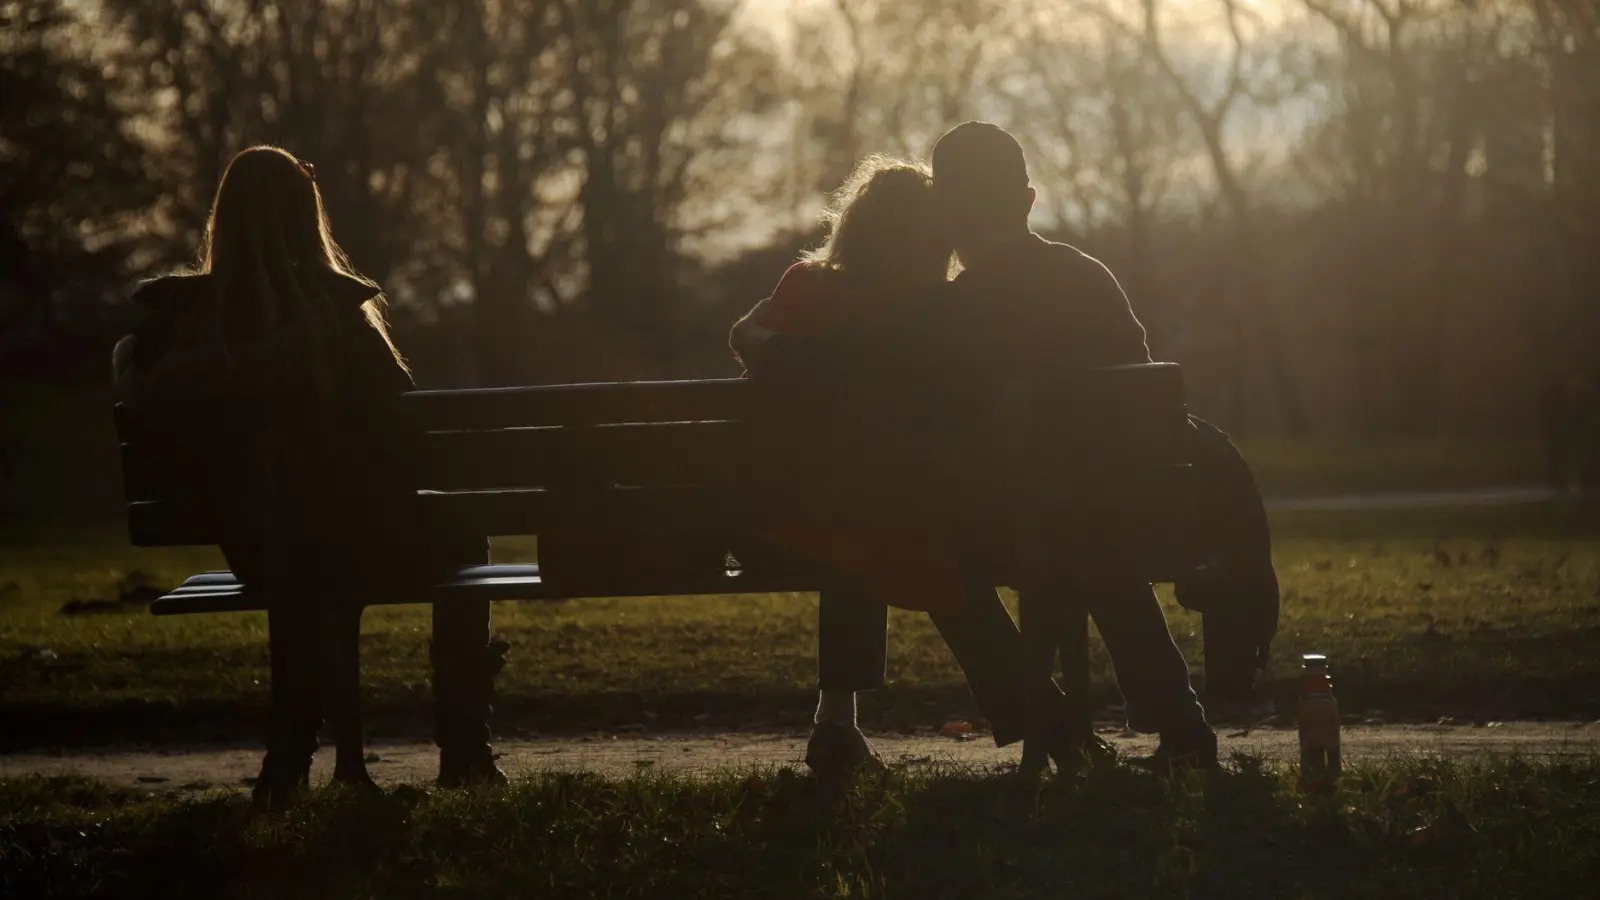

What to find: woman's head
left=802, top=155, right=953, bottom=290
left=196, top=145, right=406, bottom=381
left=200, top=145, right=330, bottom=278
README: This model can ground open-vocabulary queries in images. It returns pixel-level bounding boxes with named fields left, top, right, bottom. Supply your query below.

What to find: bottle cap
left=1302, top=653, right=1328, bottom=669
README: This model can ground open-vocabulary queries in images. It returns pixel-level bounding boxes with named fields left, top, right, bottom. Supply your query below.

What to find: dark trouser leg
left=324, top=598, right=368, bottom=781
left=930, top=581, right=1057, bottom=747
left=1086, top=582, right=1206, bottom=734
left=264, top=600, right=324, bottom=775
left=817, top=583, right=888, bottom=692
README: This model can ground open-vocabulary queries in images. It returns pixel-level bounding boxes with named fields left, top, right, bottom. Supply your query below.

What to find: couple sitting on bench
left=114, top=123, right=1274, bottom=805
left=728, top=123, right=1222, bottom=777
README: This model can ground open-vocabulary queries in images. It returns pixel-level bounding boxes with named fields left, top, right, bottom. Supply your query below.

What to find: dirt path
left=4, top=721, right=1597, bottom=792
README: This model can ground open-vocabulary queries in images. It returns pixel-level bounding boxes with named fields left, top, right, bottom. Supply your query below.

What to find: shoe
left=1023, top=694, right=1117, bottom=776
left=331, top=765, right=383, bottom=794
left=1131, top=723, right=1219, bottom=773
left=804, top=724, right=886, bottom=780
left=251, top=752, right=311, bottom=810
left=1046, top=731, right=1118, bottom=775
left=437, top=744, right=508, bottom=788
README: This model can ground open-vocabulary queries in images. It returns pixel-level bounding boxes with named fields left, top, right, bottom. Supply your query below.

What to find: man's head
left=930, top=121, right=1036, bottom=259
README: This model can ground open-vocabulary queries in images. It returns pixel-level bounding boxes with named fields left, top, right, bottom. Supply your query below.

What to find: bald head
left=930, top=121, right=1035, bottom=258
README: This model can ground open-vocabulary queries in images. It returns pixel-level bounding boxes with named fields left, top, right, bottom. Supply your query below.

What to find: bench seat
left=146, top=563, right=869, bottom=615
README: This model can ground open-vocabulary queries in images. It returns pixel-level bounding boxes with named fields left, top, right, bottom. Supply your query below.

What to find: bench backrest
left=116, top=364, right=1196, bottom=581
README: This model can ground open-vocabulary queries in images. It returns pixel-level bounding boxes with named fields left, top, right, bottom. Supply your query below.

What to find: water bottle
left=1297, top=653, right=1341, bottom=793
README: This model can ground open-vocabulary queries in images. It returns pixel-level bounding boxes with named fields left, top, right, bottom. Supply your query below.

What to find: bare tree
left=1005, top=8, right=1189, bottom=318
left=1087, top=0, right=1310, bottom=433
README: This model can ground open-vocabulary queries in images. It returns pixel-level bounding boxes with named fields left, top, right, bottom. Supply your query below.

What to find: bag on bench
left=1173, top=416, right=1281, bottom=701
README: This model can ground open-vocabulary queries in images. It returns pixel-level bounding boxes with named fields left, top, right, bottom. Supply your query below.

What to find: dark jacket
left=114, top=272, right=418, bottom=582
left=918, top=234, right=1151, bottom=374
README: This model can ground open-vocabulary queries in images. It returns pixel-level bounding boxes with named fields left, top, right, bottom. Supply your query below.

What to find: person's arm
left=728, top=300, right=780, bottom=373
left=729, top=263, right=862, bottom=381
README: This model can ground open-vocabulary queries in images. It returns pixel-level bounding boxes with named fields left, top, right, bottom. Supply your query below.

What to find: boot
left=438, top=743, right=507, bottom=788
left=325, top=600, right=377, bottom=790
left=804, top=723, right=886, bottom=781
left=257, top=601, right=322, bottom=809
left=252, top=751, right=311, bottom=810
left=1131, top=721, right=1219, bottom=773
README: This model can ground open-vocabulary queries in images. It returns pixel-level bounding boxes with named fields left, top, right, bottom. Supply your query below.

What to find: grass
left=2, top=505, right=1598, bottom=749
left=5, top=755, right=1600, bottom=898
left=1242, top=437, right=1546, bottom=498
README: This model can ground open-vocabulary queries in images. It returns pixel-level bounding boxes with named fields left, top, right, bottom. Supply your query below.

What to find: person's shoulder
left=1034, top=237, right=1125, bottom=288
left=1033, top=235, right=1100, bottom=268
left=128, top=272, right=209, bottom=310
left=775, top=260, right=830, bottom=293
left=754, top=260, right=837, bottom=332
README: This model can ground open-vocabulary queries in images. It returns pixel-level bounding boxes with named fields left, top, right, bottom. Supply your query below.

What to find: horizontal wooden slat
left=130, top=457, right=1193, bottom=544
left=1024, top=365, right=1190, bottom=468
left=404, top=379, right=754, bottom=430
left=411, top=410, right=1188, bottom=495
left=414, top=421, right=759, bottom=491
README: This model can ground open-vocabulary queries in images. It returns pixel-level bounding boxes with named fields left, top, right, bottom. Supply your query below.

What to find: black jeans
left=263, top=595, right=364, bottom=770
left=816, top=576, right=1204, bottom=744
left=1072, top=581, right=1206, bottom=734
left=816, top=574, right=1068, bottom=746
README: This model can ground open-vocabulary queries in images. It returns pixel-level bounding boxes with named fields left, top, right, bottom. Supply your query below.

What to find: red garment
left=745, top=262, right=968, bottom=615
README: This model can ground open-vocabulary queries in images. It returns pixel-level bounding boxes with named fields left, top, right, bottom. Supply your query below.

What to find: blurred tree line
left=1, top=0, right=1597, bottom=438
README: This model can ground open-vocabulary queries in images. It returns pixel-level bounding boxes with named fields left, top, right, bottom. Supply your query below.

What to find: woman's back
left=118, top=270, right=416, bottom=570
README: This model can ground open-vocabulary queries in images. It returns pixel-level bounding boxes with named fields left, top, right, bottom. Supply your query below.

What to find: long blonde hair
left=197, top=145, right=408, bottom=388
left=802, top=154, right=954, bottom=289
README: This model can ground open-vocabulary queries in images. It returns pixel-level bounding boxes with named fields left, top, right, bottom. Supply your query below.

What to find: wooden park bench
left=113, top=363, right=1198, bottom=757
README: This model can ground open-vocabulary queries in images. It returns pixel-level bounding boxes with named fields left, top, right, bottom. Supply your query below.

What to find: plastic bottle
left=1297, top=653, right=1342, bottom=793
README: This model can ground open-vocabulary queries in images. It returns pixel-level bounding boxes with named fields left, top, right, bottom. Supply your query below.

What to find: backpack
left=1173, top=416, right=1281, bottom=701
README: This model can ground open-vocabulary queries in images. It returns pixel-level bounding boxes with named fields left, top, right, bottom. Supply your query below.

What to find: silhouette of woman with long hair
left=114, top=146, right=503, bottom=805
